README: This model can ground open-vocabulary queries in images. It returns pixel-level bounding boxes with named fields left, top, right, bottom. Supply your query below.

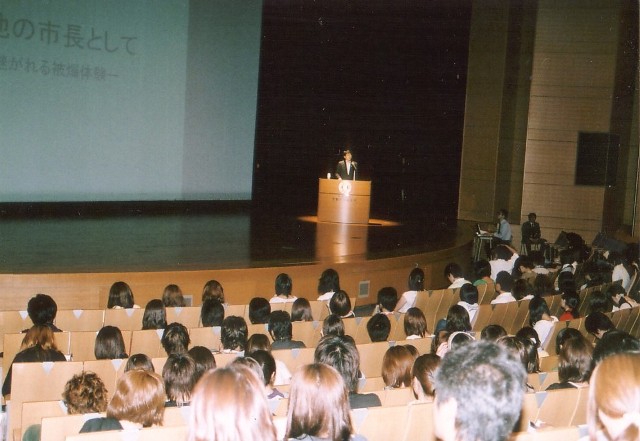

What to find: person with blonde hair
left=588, top=352, right=640, bottom=441
left=2, top=325, right=67, bottom=396
left=188, top=364, right=277, bottom=441
left=80, top=369, right=166, bottom=432
left=286, top=363, right=366, bottom=441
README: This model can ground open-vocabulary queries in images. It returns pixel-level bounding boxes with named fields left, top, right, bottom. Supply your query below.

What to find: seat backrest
left=291, top=320, right=321, bottom=348
left=129, top=329, right=165, bottom=357
left=70, top=330, right=132, bottom=362
left=55, top=310, right=105, bottom=332
left=535, top=387, right=582, bottom=428
left=188, top=326, right=222, bottom=352
left=272, top=347, right=315, bottom=375
left=41, top=413, right=105, bottom=441
left=402, top=401, right=435, bottom=441
left=351, top=404, right=409, bottom=441
left=21, top=400, right=67, bottom=440
left=357, top=341, right=391, bottom=378
left=65, top=425, right=189, bottom=441
left=165, top=306, right=201, bottom=328
left=103, top=308, right=145, bottom=331
left=83, top=359, right=127, bottom=401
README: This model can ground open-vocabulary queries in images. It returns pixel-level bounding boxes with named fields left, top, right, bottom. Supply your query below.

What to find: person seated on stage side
left=188, top=346, right=216, bottom=384
left=492, top=208, right=513, bottom=246
left=521, top=212, right=545, bottom=255
left=314, top=335, right=382, bottom=409
left=404, top=307, right=428, bottom=340
left=268, top=310, right=306, bottom=350
left=607, top=283, right=638, bottom=311
left=457, top=284, right=479, bottom=323
left=411, top=354, right=440, bottom=402
left=80, top=370, right=165, bottom=433
left=163, top=353, right=196, bottom=407
left=329, top=290, right=355, bottom=318
left=491, top=271, right=517, bottom=304
left=585, top=312, right=616, bottom=342
left=25, top=293, right=62, bottom=332
left=125, top=353, right=155, bottom=373
left=161, top=284, right=185, bottom=307
left=3, top=325, right=67, bottom=397
left=317, top=268, right=341, bottom=302
left=188, top=365, right=277, bottom=441
left=591, top=330, right=640, bottom=371
left=489, top=244, right=519, bottom=281
left=382, top=345, right=414, bottom=389
left=249, top=297, right=272, bottom=324
left=444, top=263, right=471, bottom=289
left=587, top=352, right=640, bottom=441
left=270, top=273, right=297, bottom=304
left=220, top=316, right=248, bottom=354
left=142, top=299, right=167, bottom=330
left=246, top=333, right=292, bottom=386
left=335, top=148, right=357, bottom=180
left=530, top=250, right=550, bottom=275
left=472, top=259, right=493, bottom=287
left=285, top=363, right=366, bottom=441
left=291, top=297, right=313, bottom=322
left=558, top=291, right=580, bottom=321
left=201, top=279, right=226, bottom=305
left=200, top=298, right=224, bottom=327
left=375, top=286, right=398, bottom=315
left=394, top=267, right=425, bottom=313
left=546, top=335, right=592, bottom=390
left=94, top=326, right=128, bottom=360
left=433, top=341, right=526, bottom=441
left=248, top=349, right=287, bottom=403
left=322, top=314, right=345, bottom=338
left=609, top=251, right=632, bottom=293
left=533, top=273, right=556, bottom=297
left=480, top=324, right=507, bottom=342
left=107, top=281, right=139, bottom=309
left=512, top=279, right=534, bottom=301
left=23, top=371, right=109, bottom=441
left=528, top=296, right=558, bottom=347
left=366, top=313, right=391, bottom=342
left=161, top=322, right=190, bottom=356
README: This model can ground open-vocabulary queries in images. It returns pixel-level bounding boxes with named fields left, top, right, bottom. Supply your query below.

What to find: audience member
left=457, top=283, right=479, bottom=322
left=585, top=312, right=615, bottom=340
left=125, top=353, right=155, bottom=373
left=512, top=279, right=534, bottom=301
left=291, top=297, right=313, bottom=322
left=107, top=281, right=138, bottom=309
left=80, top=370, right=165, bottom=432
left=588, top=290, right=613, bottom=314
left=366, top=313, right=391, bottom=342
left=248, top=297, right=272, bottom=324
left=411, top=354, right=440, bottom=401
left=94, top=326, right=128, bottom=360
left=558, top=291, right=580, bottom=321
left=489, top=244, right=519, bottom=281
left=3, top=325, right=67, bottom=396
left=161, top=322, right=190, bottom=356
left=248, top=350, right=286, bottom=402
left=472, top=259, right=493, bottom=286
left=609, top=251, right=632, bottom=292
left=188, top=346, right=216, bottom=384
left=496, top=336, right=529, bottom=378
left=591, top=330, right=640, bottom=369
left=26, top=293, right=61, bottom=331
left=528, top=296, right=558, bottom=346
left=322, top=314, right=345, bottom=338
left=444, top=262, right=470, bottom=289
left=163, top=353, right=196, bottom=407
left=317, top=268, right=341, bottom=302
left=220, top=316, right=248, bottom=353
left=245, top=333, right=292, bottom=386
left=607, top=284, right=638, bottom=311
left=381, top=346, right=413, bottom=389
left=546, top=335, right=592, bottom=390
left=588, top=353, right=640, bottom=441
left=480, top=324, right=507, bottom=342
left=433, top=341, right=526, bottom=441
left=269, top=310, right=306, bottom=350
left=395, top=267, right=425, bottom=313
left=314, top=335, right=381, bottom=409
left=229, top=356, right=265, bottom=383
left=188, top=365, right=276, bottom=441
left=554, top=327, right=583, bottom=357
left=161, top=284, right=185, bottom=307
left=533, top=273, right=555, bottom=297
left=445, top=305, right=472, bottom=333
left=200, top=298, right=224, bottom=327
left=375, top=286, right=398, bottom=314
left=403, top=307, right=428, bottom=339
left=142, top=299, right=167, bottom=330
left=530, top=251, right=549, bottom=275
left=270, top=273, right=297, bottom=303
left=201, top=279, right=225, bottom=304
left=329, top=290, right=354, bottom=318
left=491, top=271, right=516, bottom=304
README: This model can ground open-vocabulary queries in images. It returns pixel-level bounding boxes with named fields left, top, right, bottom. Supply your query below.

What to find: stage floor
left=0, top=208, right=471, bottom=274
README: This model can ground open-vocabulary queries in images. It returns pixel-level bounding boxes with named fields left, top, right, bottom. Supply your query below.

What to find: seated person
left=382, top=346, right=414, bottom=389
left=366, top=313, right=391, bottom=342
left=491, top=271, right=516, bottom=304
left=161, top=322, right=190, bottom=356
left=444, top=263, right=470, bottom=289
left=585, top=312, right=615, bottom=341
left=489, top=244, right=519, bottom=281
left=163, top=353, right=196, bottom=407
left=546, top=335, right=592, bottom=390
left=188, top=346, right=216, bottom=384
left=404, top=307, right=428, bottom=339
left=457, top=284, right=479, bottom=322
left=529, top=297, right=558, bottom=346
left=107, top=281, right=139, bottom=309
left=480, top=324, right=507, bottom=342
left=316, top=268, right=340, bottom=302
left=26, top=293, right=61, bottom=332
left=245, top=334, right=292, bottom=385
left=268, top=310, right=306, bottom=350
left=270, top=273, right=297, bottom=303
left=322, top=314, right=345, bottom=338
left=559, top=291, right=580, bottom=321
left=375, top=286, right=398, bottom=314
left=607, top=284, right=638, bottom=311
left=220, top=316, right=248, bottom=353
left=314, top=335, right=381, bottom=409
left=521, top=212, right=545, bottom=255
left=94, top=326, right=128, bottom=360
left=472, top=259, right=493, bottom=286
left=161, top=284, right=185, bottom=307
left=125, top=353, right=155, bottom=373
left=248, top=297, right=271, bottom=324
left=201, top=279, right=225, bottom=304
left=395, top=267, right=425, bottom=313
left=329, top=290, right=355, bottom=318
left=291, top=297, right=313, bottom=322
left=411, top=354, right=440, bottom=402
left=248, top=349, right=287, bottom=403
left=142, top=299, right=167, bottom=330
left=200, top=298, right=224, bottom=327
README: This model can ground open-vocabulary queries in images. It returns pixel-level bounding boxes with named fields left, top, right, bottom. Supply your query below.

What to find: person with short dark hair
left=457, top=284, right=479, bottom=322
left=248, top=297, right=271, bottom=324
left=376, top=286, right=398, bottom=314
left=247, top=350, right=285, bottom=402
left=433, top=341, right=526, bottom=441
left=480, top=324, right=507, bottom=342
left=366, top=313, right=391, bottom=342
left=335, top=148, right=357, bottom=180
left=444, top=263, right=470, bottom=289
left=161, top=284, right=185, bottom=307
left=489, top=244, right=519, bottom=281
left=26, top=293, right=61, bottom=331
left=329, top=290, right=354, bottom=318
left=200, top=298, right=224, bottom=327
left=161, top=322, right=190, bottom=356
left=317, top=268, right=341, bottom=302
left=492, top=208, right=512, bottom=245
left=609, top=251, right=632, bottom=292
left=94, top=326, right=128, bottom=360
left=314, top=335, right=381, bottom=409
left=521, top=212, right=544, bottom=256
left=472, top=259, right=493, bottom=286
left=546, top=335, right=593, bottom=390
left=268, top=310, right=306, bottom=350
left=270, top=273, right=297, bottom=304
left=395, top=267, right=425, bottom=313
left=125, top=353, right=155, bottom=373
left=291, top=297, right=313, bottom=322
left=607, top=284, right=638, bottom=311
left=220, top=316, right=248, bottom=353
left=491, top=271, right=516, bottom=304
left=559, top=291, right=580, bottom=321
left=142, top=299, right=167, bottom=330
left=188, top=346, right=216, bottom=384
left=591, top=330, right=640, bottom=369
left=163, top=353, right=196, bottom=407
left=588, top=290, right=613, bottom=314
left=529, top=296, right=558, bottom=346
left=322, top=314, right=345, bottom=337
left=585, top=312, right=615, bottom=340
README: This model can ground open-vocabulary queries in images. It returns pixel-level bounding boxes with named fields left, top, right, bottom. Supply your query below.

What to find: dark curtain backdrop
left=253, top=0, right=471, bottom=223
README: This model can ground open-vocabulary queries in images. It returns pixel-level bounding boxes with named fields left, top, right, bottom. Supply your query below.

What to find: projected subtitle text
left=0, top=54, right=118, bottom=81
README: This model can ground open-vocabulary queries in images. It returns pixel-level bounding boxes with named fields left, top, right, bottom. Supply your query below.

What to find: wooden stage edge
left=0, top=229, right=474, bottom=312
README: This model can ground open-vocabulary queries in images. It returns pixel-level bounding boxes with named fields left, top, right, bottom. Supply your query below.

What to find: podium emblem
left=338, top=181, right=352, bottom=195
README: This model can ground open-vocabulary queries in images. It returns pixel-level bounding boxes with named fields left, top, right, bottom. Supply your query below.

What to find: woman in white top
left=316, top=268, right=340, bottom=302
left=528, top=296, right=558, bottom=348
left=395, top=267, right=425, bottom=313
left=610, top=252, right=631, bottom=292
left=270, top=273, right=298, bottom=304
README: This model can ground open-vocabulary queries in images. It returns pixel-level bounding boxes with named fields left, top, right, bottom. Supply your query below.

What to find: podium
left=317, top=178, right=371, bottom=224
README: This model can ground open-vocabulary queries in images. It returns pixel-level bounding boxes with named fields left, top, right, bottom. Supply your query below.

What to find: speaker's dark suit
left=335, top=160, right=356, bottom=180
